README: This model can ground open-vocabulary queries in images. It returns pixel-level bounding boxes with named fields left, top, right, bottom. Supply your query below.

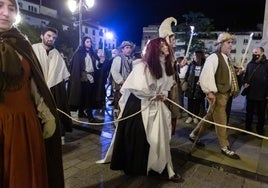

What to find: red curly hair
left=143, top=38, right=174, bottom=79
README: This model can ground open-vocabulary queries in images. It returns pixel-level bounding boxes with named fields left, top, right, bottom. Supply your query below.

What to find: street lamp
left=68, top=0, right=95, bottom=44
left=105, top=31, right=114, bottom=40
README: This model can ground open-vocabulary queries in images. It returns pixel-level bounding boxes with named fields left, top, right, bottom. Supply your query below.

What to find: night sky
left=32, top=0, right=266, bottom=46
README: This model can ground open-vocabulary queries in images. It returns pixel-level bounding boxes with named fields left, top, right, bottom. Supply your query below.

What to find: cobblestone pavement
left=62, top=129, right=268, bottom=188
left=62, top=94, right=268, bottom=187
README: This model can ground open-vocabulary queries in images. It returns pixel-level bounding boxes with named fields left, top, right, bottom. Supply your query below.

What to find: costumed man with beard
left=68, top=36, right=102, bottom=123
left=33, top=27, right=73, bottom=145
left=159, top=17, right=181, bottom=135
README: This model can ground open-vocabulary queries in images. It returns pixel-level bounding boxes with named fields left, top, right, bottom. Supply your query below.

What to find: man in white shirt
left=110, top=41, right=134, bottom=117
left=189, top=32, right=240, bottom=159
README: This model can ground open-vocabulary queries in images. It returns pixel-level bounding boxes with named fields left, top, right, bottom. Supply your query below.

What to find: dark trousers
left=79, top=81, right=94, bottom=117
left=187, top=98, right=204, bottom=118
left=246, top=100, right=267, bottom=132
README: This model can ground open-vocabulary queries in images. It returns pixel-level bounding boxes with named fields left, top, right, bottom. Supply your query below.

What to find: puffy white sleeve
left=199, top=53, right=219, bottom=93
left=110, top=56, right=124, bottom=84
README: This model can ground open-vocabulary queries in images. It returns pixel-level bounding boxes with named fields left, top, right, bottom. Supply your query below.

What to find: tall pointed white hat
left=159, top=17, right=177, bottom=39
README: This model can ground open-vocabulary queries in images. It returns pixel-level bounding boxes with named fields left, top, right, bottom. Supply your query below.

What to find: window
left=145, top=35, right=151, bottom=39
left=41, top=21, right=46, bottom=25
left=92, top=30, right=95, bottom=36
left=28, top=5, right=37, bottom=13
left=98, top=39, right=103, bottom=49
left=85, top=27, right=88, bottom=34
left=99, top=29, right=104, bottom=36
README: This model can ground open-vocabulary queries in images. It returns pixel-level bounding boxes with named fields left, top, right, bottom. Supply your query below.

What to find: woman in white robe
left=98, top=38, right=183, bottom=183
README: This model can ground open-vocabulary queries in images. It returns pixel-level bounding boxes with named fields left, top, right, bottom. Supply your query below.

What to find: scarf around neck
left=0, top=27, right=58, bottom=117
left=0, top=29, right=24, bottom=95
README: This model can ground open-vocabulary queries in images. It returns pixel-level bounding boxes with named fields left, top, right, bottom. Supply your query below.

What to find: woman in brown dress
left=0, top=0, right=64, bottom=187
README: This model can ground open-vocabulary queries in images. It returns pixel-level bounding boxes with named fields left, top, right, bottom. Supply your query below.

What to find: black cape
left=1, top=27, right=64, bottom=188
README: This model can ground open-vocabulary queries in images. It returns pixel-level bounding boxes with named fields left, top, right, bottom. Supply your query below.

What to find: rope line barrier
left=165, top=97, right=268, bottom=140
left=56, top=96, right=268, bottom=140
left=56, top=100, right=152, bottom=126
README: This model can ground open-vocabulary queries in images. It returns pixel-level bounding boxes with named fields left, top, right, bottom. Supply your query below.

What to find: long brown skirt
left=0, top=59, right=48, bottom=188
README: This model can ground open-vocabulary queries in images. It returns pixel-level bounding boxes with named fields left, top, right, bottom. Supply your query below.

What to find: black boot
left=86, top=110, right=102, bottom=123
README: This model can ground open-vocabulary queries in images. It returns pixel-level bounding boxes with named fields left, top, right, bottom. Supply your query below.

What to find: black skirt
left=110, top=93, right=150, bottom=176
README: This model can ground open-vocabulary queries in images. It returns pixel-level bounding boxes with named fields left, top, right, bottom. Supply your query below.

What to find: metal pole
left=78, top=0, right=82, bottom=45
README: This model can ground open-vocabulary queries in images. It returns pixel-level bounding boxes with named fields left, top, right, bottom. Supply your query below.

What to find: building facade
left=17, top=0, right=117, bottom=50
left=142, top=24, right=262, bottom=68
